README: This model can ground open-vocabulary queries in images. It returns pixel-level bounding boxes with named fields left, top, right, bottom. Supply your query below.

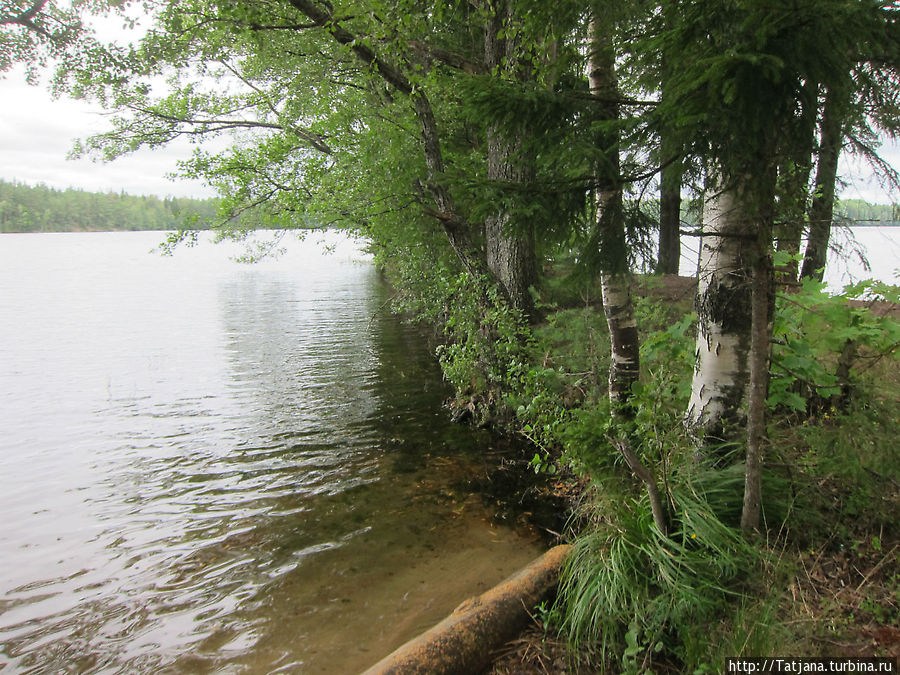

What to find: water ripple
left=0, top=232, right=538, bottom=674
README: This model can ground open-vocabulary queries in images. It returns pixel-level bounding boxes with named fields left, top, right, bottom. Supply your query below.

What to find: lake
left=677, top=224, right=900, bottom=289
left=821, top=225, right=900, bottom=290
left=0, top=231, right=543, bottom=673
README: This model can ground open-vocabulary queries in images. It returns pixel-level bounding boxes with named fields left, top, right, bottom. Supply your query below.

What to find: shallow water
left=0, top=231, right=543, bottom=673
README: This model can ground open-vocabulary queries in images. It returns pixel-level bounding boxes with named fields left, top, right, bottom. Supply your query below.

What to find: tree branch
left=406, top=39, right=487, bottom=74
left=125, top=104, right=334, bottom=155
left=283, top=0, right=491, bottom=281
left=1, top=0, right=52, bottom=38
left=215, top=59, right=334, bottom=154
left=610, top=436, right=669, bottom=535
left=284, top=0, right=414, bottom=96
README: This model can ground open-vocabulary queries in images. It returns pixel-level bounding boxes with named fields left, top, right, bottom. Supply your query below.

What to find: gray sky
left=1, top=62, right=899, bottom=203
left=0, top=67, right=216, bottom=198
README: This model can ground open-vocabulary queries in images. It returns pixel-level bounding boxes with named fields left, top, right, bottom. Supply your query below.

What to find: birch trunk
left=686, top=182, right=754, bottom=437
left=597, top=195, right=641, bottom=409
left=590, top=8, right=667, bottom=534
left=588, top=10, right=640, bottom=409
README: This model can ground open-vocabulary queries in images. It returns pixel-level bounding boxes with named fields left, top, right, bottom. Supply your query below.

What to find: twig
left=366, top=292, right=399, bottom=333
left=855, top=544, right=899, bottom=594
left=863, top=466, right=900, bottom=489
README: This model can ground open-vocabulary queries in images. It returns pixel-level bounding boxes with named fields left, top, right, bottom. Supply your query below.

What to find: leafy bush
left=769, top=277, right=900, bottom=415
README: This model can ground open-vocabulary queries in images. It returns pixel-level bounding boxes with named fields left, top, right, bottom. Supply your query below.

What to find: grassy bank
left=474, top=274, right=900, bottom=673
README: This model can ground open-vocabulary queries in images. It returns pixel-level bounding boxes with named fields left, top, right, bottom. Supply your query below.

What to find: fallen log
left=361, top=543, right=573, bottom=675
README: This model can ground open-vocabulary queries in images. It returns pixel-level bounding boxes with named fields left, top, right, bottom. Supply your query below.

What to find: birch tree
left=685, top=181, right=756, bottom=437
left=667, top=0, right=899, bottom=529
left=589, top=4, right=667, bottom=534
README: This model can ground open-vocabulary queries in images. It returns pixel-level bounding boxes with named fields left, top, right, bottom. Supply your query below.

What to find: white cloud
left=0, top=68, right=216, bottom=198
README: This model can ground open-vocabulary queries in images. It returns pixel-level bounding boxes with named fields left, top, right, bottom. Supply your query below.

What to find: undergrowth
left=387, top=254, right=899, bottom=672
left=545, top=278, right=900, bottom=673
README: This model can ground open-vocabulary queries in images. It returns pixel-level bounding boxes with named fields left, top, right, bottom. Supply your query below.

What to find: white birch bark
left=686, top=183, right=754, bottom=435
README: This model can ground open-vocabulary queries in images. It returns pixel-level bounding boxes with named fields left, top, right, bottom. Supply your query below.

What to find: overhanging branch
left=1, top=0, right=52, bottom=38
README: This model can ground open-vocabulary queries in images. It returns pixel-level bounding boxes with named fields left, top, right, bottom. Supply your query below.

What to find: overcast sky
left=1, top=60, right=899, bottom=203
left=0, top=66, right=217, bottom=198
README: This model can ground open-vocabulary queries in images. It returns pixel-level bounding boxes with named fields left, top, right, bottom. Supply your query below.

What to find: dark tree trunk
left=656, top=0, right=681, bottom=276
left=482, top=2, right=539, bottom=320
left=742, top=204, right=774, bottom=532
left=774, top=82, right=816, bottom=285
left=775, top=148, right=812, bottom=285
left=484, top=125, right=538, bottom=318
left=800, top=87, right=843, bottom=282
left=484, top=203, right=538, bottom=317
left=658, top=152, right=682, bottom=276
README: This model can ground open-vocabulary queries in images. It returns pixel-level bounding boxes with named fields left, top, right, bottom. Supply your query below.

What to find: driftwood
left=361, top=544, right=572, bottom=675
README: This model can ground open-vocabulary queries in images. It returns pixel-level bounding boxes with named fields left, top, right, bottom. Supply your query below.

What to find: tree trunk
left=800, top=86, right=843, bottom=282
left=656, top=0, right=681, bottom=276
left=362, top=545, right=572, bottom=675
left=741, top=214, right=774, bottom=532
left=597, top=197, right=641, bottom=409
left=658, top=147, right=682, bottom=276
left=686, top=180, right=755, bottom=438
left=775, top=149, right=811, bottom=285
left=774, top=83, right=816, bottom=285
left=484, top=203, right=538, bottom=318
left=483, top=2, right=539, bottom=319
left=590, top=8, right=667, bottom=535
left=588, top=9, right=640, bottom=409
left=484, top=123, right=538, bottom=318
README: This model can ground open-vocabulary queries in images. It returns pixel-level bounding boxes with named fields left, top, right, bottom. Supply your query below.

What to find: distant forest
left=836, top=199, right=900, bottom=225
left=0, top=180, right=220, bottom=233
left=0, top=179, right=896, bottom=234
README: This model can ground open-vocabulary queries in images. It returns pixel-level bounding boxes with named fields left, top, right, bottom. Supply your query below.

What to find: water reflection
left=0, top=232, right=541, bottom=674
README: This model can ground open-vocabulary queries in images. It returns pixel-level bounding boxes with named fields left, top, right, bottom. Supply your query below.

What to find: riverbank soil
left=479, top=274, right=900, bottom=673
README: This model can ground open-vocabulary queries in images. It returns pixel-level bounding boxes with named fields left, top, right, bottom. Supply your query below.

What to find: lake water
left=677, top=225, right=900, bottom=289
left=0, top=231, right=543, bottom=673
left=820, top=225, right=900, bottom=290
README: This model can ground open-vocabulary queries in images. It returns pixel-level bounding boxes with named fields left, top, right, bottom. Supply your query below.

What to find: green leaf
left=768, top=389, right=807, bottom=412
